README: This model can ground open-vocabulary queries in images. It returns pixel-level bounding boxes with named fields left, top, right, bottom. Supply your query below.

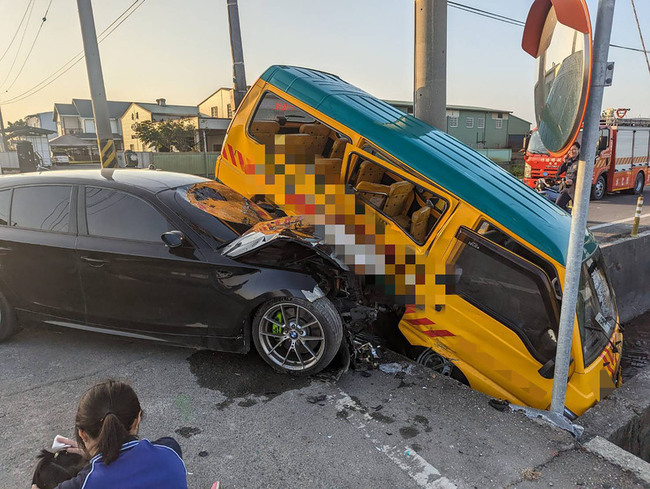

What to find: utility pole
left=550, top=0, right=616, bottom=415
left=227, top=0, right=247, bottom=111
left=0, top=106, right=7, bottom=152
left=414, top=0, right=447, bottom=130
left=76, top=0, right=116, bottom=168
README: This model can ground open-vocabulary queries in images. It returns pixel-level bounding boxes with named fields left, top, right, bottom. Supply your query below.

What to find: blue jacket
left=56, top=437, right=187, bottom=489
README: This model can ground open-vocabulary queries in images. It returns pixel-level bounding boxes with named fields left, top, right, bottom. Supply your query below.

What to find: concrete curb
left=600, top=231, right=650, bottom=323
left=583, top=436, right=650, bottom=485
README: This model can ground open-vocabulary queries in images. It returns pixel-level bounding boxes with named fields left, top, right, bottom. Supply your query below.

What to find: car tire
left=591, top=175, right=606, bottom=200
left=252, top=297, right=343, bottom=375
left=0, top=290, right=19, bottom=342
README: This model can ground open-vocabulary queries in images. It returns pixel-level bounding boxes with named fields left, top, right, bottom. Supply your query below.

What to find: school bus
left=216, top=65, right=621, bottom=417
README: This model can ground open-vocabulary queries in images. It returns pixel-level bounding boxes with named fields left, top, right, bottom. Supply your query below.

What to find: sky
left=0, top=0, right=648, bottom=125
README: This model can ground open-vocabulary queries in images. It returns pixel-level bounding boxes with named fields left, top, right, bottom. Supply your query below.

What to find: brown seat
left=410, top=206, right=431, bottom=242
left=356, top=181, right=390, bottom=208
left=355, top=160, right=385, bottom=186
left=250, top=121, right=280, bottom=146
left=383, top=181, right=414, bottom=217
left=300, top=124, right=331, bottom=155
left=315, top=158, right=342, bottom=184
left=330, top=138, right=348, bottom=158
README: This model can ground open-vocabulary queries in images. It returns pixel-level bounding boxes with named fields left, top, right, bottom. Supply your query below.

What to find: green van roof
left=260, top=65, right=574, bottom=265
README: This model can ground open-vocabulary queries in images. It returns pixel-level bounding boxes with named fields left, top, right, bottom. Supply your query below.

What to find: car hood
left=221, top=215, right=339, bottom=262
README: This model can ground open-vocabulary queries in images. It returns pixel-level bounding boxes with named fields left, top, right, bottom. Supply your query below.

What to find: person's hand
left=566, top=179, right=573, bottom=186
left=32, top=484, right=41, bottom=489
left=55, top=435, right=85, bottom=456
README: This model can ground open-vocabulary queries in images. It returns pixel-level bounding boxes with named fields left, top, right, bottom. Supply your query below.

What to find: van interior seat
left=410, top=206, right=431, bottom=242
left=355, top=160, right=385, bottom=186
left=383, top=181, right=414, bottom=218
left=283, top=133, right=318, bottom=155
left=355, top=181, right=390, bottom=208
left=330, top=138, right=348, bottom=158
left=315, top=158, right=342, bottom=184
left=300, top=124, right=331, bottom=155
left=250, top=121, right=280, bottom=146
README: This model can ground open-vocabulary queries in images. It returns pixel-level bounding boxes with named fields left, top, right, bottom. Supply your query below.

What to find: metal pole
left=0, top=106, right=8, bottom=152
left=550, top=0, right=616, bottom=415
left=76, top=0, right=116, bottom=168
left=226, top=0, right=247, bottom=110
left=414, top=0, right=447, bottom=130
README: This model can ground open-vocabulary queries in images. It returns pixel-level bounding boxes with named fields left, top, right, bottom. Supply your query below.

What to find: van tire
left=0, top=290, right=19, bottom=342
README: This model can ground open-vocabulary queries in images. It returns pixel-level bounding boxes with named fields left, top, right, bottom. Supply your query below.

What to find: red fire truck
left=523, top=116, right=650, bottom=200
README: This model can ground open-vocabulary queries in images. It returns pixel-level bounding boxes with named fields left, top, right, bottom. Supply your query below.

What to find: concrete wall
left=600, top=231, right=650, bottom=323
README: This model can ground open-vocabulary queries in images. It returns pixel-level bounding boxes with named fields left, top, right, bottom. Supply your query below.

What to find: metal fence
left=151, top=152, right=220, bottom=178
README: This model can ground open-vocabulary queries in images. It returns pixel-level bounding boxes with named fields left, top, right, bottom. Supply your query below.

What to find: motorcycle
left=535, top=178, right=573, bottom=213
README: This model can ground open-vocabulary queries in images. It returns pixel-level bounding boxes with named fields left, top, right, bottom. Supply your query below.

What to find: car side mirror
left=161, top=230, right=185, bottom=248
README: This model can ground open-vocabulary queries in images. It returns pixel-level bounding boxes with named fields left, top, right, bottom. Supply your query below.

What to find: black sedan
left=0, top=170, right=345, bottom=374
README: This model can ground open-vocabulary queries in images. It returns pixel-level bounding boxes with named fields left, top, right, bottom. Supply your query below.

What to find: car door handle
left=80, top=256, right=108, bottom=268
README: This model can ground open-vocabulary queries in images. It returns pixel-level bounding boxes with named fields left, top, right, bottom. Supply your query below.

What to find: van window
left=348, top=155, right=448, bottom=244
left=248, top=92, right=349, bottom=162
left=452, top=227, right=559, bottom=363
left=11, top=186, right=71, bottom=233
left=85, top=187, right=170, bottom=242
left=0, top=189, right=10, bottom=226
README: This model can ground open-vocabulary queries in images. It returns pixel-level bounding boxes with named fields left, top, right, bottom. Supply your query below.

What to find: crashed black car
left=0, top=169, right=375, bottom=374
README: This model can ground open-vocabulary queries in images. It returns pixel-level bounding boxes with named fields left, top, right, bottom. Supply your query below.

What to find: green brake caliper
left=272, top=311, right=283, bottom=335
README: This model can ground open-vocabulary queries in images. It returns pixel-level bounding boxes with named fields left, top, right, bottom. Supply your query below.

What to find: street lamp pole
left=227, top=0, right=247, bottom=111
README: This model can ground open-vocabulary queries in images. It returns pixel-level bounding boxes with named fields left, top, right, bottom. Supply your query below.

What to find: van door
left=438, top=225, right=563, bottom=409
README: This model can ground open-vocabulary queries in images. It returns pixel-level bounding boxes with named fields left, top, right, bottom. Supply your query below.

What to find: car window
left=85, top=187, right=170, bottom=242
left=451, top=227, right=559, bottom=364
left=11, top=185, right=71, bottom=232
left=0, top=189, right=10, bottom=226
left=347, top=154, right=448, bottom=244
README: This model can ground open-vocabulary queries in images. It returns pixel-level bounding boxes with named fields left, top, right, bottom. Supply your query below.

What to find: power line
left=0, top=0, right=36, bottom=89
left=3, top=0, right=54, bottom=93
left=610, top=43, right=648, bottom=54
left=0, top=0, right=34, bottom=65
left=448, top=1, right=525, bottom=27
left=629, top=0, right=650, bottom=77
left=0, top=0, right=146, bottom=105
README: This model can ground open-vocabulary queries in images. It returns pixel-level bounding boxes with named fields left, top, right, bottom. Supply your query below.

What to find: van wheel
left=591, top=175, right=606, bottom=200
left=0, top=290, right=19, bottom=342
left=252, top=297, right=342, bottom=375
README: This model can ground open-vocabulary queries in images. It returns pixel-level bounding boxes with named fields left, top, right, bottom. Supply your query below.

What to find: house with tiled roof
left=52, top=98, right=131, bottom=150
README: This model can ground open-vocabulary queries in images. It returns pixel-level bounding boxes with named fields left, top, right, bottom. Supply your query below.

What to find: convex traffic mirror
left=522, top=0, right=593, bottom=156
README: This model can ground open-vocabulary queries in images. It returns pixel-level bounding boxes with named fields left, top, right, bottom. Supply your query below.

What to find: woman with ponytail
left=32, top=380, right=187, bottom=489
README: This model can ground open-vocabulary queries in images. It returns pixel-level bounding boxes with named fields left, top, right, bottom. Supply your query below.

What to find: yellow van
left=216, top=65, right=621, bottom=417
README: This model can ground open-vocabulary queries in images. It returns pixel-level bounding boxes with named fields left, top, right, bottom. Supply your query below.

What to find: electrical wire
left=3, top=0, right=54, bottom=93
left=0, top=0, right=36, bottom=89
left=448, top=1, right=525, bottom=27
left=610, top=43, right=648, bottom=54
left=629, top=0, right=650, bottom=77
left=0, top=0, right=34, bottom=65
left=0, top=0, right=146, bottom=105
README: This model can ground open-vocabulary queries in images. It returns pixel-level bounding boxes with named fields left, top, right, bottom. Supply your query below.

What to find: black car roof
left=0, top=169, right=209, bottom=193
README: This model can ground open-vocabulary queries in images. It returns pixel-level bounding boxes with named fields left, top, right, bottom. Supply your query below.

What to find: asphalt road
left=588, top=186, right=649, bottom=243
left=1, top=324, right=645, bottom=489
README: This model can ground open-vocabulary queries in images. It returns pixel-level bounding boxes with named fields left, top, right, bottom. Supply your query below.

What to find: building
left=383, top=101, right=531, bottom=152
left=25, top=112, right=58, bottom=140
left=198, top=88, right=237, bottom=119
left=121, top=99, right=199, bottom=151
left=52, top=99, right=130, bottom=150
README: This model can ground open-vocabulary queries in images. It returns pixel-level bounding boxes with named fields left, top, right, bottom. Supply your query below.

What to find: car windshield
left=577, top=253, right=618, bottom=367
left=175, top=181, right=272, bottom=237
left=527, top=130, right=550, bottom=155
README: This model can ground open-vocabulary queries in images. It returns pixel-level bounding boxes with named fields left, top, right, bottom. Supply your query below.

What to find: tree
left=8, top=119, right=27, bottom=128
left=132, top=120, right=195, bottom=152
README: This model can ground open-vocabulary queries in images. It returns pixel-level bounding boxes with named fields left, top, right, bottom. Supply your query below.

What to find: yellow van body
left=215, top=66, right=622, bottom=417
